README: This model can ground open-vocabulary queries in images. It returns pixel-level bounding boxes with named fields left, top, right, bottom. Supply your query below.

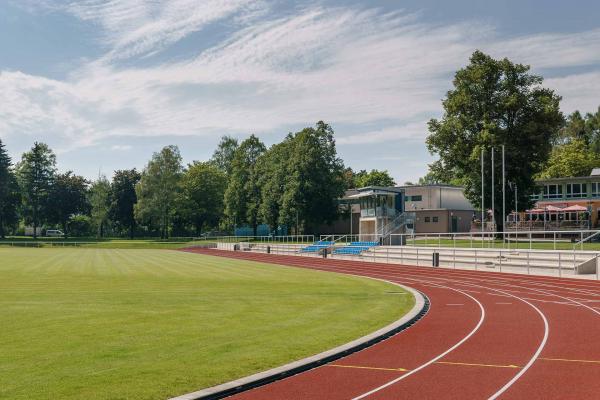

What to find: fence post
left=553, top=232, right=556, bottom=250
left=499, top=249, right=502, bottom=273
left=387, top=247, right=389, bottom=264
left=527, top=250, right=530, bottom=275
left=529, top=233, right=532, bottom=250
left=453, top=247, right=456, bottom=269
left=596, top=255, right=599, bottom=281
left=416, top=247, right=419, bottom=266
left=474, top=249, right=478, bottom=270
left=558, top=251, right=562, bottom=278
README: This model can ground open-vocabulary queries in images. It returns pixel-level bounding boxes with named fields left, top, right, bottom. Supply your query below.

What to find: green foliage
left=68, top=214, right=93, bottom=236
left=279, top=121, right=346, bottom=232
left=109, top=169, right=141, bottom=238
left=210, top=135, right=239, bottom=175
left=538, top=139, right=600, bottom=179
left=353, top=169, right=396, bottom=188
left=257, top=139, right=293, bottom=230
left=16, top=142, right=57, bottom=238
left=0, top=139, right=20, bottom=238
left=426, top=51, right=563, bottom=226
left=89, top=176, right=112, bottom=238
left=179, top=161, right=227, bottom=234
left=134, top=145, right=183, bottom=238
left=223, top=135, right=266, bottom=234
left=47, top=172, right=90, bottom=237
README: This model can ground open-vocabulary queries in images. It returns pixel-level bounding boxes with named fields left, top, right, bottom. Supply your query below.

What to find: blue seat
left=332, top=241, right=379, bottom=255
left=300, top=241, right=334, bottom=253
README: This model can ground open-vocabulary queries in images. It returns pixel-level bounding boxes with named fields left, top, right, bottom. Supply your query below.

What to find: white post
left=502, top=145, right=506, bottom=248
left=481, top=148, right=485, bottom=238
left=492, top=147, right=495, bottom=231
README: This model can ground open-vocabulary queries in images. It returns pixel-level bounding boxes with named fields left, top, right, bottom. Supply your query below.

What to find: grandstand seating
left=300, top=241, right=334, bottom=253
left=333, top=241, right=379, bottom=255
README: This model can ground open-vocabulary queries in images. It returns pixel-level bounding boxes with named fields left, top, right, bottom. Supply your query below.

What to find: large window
left=543, top=184, right=562, bottom=199
left=566, top=183, right=587, bottom=198
left=592, top=182, right=600, bottom=197
left=409, top=195, right=422, bottom=202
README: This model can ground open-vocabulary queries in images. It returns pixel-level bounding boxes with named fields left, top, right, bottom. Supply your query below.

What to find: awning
left=545, top=205, right=564, bottom=212
left=526, top=208, right=545, bottom=214
left=563, top=205, right=588, bottom=212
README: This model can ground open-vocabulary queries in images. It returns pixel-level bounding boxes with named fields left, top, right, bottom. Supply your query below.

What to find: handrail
left=573, top=230, right=600, bottom=250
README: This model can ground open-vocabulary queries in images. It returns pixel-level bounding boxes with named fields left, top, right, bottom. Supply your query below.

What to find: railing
left=504, top=221, right=591, bottom=231
left=198, top=235, right=315, bottom=244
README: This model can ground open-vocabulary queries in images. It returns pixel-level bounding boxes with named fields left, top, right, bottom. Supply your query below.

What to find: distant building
left=514, top=169, right=600, bottom=231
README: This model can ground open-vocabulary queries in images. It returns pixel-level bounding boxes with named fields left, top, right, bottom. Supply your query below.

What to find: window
left=566, top=183, right=587, bottom=198
left=424, top=217, right=431, bottom=222
left=411, top=195, right=422, bottom=202
left=592, top=182, right=600, bottom=197
left=432, top=216, right=439, bottom=223
left=543, top=184, right=562, bottom=199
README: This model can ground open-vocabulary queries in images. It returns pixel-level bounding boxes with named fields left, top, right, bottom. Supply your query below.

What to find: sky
left=1, top=0, right=600, bottom=184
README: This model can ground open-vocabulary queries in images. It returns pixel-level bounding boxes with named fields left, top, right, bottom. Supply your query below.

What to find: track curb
left=170, top=275, right=429, bottom=400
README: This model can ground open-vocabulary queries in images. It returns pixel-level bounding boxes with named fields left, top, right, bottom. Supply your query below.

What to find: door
left=451, top=216, right=458, bottom=232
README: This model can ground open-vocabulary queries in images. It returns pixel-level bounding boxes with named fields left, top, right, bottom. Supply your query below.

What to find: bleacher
left=300, top=241, right=334, bottom=253
left=333, top=241, right=379, bottom=255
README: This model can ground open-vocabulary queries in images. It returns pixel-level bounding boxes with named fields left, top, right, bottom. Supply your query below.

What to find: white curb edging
left=170, top=279, right=426, bottom=400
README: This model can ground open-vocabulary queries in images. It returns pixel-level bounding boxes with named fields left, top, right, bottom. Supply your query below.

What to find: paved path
left=183, top=249, right=600, bottom=399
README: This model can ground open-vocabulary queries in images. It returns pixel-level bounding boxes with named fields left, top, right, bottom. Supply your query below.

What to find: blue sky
left=1, top=1, right=600, bottom=184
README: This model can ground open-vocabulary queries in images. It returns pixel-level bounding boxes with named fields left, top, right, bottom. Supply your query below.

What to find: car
left=46, top=229, right=65, bottom=237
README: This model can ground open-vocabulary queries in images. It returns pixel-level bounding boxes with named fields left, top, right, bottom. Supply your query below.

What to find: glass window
left=566, top=183, right=587, bottom=198
left=592, top=182, right=600, bottom=197
left=424, top=217, right=430, bottom=222
left=412, top=195, right=422, bottom=202
left=432, top=216, right=439, bottom=223
left=543, top=184, right=563, bottom=199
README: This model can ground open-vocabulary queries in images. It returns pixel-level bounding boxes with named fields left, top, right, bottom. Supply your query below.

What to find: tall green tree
left=47, top=172, right=90, bottom=237
left=0, top=139, right=20, bottom=238
left=279, top=121, right=346, bottom=233
left=135, top=146, right=183, bottom=238
left=257, top=138, right=293, bottom=232
left=179, top=162, right=227, bottom=235
left=224, top=135, right=266, bottom=235
left=354, top=169, right=396, bottom=187
left=16, top=142, right=56, bottom=238
left=89, top=175, right=112, bottom=238
left=538, top=139, right=600, bottom=179
left=210, top=135, right=239, bottom=175
left=109, top=169, right=141, bottom=239
left=426, top=51, right=563, bottom=230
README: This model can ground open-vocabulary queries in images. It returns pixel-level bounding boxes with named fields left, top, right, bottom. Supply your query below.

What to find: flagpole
left=481, top=148, right=485, bottom=235
left=502, top=145, right=506, bottom=248
left=491, top=147, right=495, bottom=232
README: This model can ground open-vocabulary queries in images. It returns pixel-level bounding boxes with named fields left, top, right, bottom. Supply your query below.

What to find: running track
left=183, top=248, right=600, bottom=399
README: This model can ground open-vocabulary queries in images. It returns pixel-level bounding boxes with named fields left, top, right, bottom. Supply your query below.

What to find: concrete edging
left=170, top=279, right=428, bottom=400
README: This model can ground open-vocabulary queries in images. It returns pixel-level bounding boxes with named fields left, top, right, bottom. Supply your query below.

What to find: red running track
left=182, top=249, right=600, bottom=400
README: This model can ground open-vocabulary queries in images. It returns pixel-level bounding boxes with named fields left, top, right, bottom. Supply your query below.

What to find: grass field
left=0, top=248, right=414, bottom=400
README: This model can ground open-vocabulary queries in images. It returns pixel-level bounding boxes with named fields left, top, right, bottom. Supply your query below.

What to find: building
left=517, top=169, right=600, bottom=230
left=400, top=185, right=475, bottom=233
left=341, top=184, right=475, bottom=237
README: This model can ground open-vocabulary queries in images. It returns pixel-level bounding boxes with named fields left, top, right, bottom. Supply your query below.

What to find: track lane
left=181, top=249, right=571, bottom=399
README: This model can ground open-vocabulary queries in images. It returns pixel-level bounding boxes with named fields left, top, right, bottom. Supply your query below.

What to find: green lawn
left=0, top=248, right=413, bottom=400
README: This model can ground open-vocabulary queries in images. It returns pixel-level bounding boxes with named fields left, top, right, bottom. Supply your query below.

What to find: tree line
left=0, top=122, right=396, bottom=239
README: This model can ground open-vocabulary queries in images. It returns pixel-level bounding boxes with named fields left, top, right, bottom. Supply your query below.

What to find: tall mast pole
left=502, top=145, right=506, bottom=246
left=491, top=147, right=495, bottom=231
left=481, top=148, right=485, bottom=234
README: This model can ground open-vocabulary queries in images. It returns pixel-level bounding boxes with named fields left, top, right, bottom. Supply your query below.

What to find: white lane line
left=310, top=266, right=549, bottom=400
left=351, top=282, right=486, bottom=400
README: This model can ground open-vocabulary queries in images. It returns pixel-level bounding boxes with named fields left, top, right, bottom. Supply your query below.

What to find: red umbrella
left=563, top=205, right=588, bottom=212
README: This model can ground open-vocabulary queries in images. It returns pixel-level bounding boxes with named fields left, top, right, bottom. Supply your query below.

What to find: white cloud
left=546, top=72, right=600, bottom=114
left=111, top=144, right=132, bottom=151
left=1, top=2, right=600, bottom=156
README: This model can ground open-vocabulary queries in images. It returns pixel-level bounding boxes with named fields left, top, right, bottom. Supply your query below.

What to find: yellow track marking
left=327, top=364, right=408, bottom=372
left=435, top=361, right=520, bottom=369
left=540, top=357, right=600, bottom=364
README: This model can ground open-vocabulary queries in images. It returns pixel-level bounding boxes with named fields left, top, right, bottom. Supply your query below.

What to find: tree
left=179, top=162, right=227, bottom=235
left=279, top=121, right=346, bottom=233
left=109, top=169, right=141, bottom=239
left=16, top=142, right=56, bottom=238
left=354, top=169, right=396, bottom=187
left=257, top=139, right=293, bottom=232
left=538, top=139, right=600, bottom=179
left=47, top=172, right=90, bottom=237
left=89, top=176, right=111, bottom=238
left=134, top=146, right=183, bottom=238
left=426, top=51, right=563, bottom=231
left=210, top=136, right=239, bottom=175
left=223, top=135, right=266, bottom=235
left=0, top=139, right=20, bottom=238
